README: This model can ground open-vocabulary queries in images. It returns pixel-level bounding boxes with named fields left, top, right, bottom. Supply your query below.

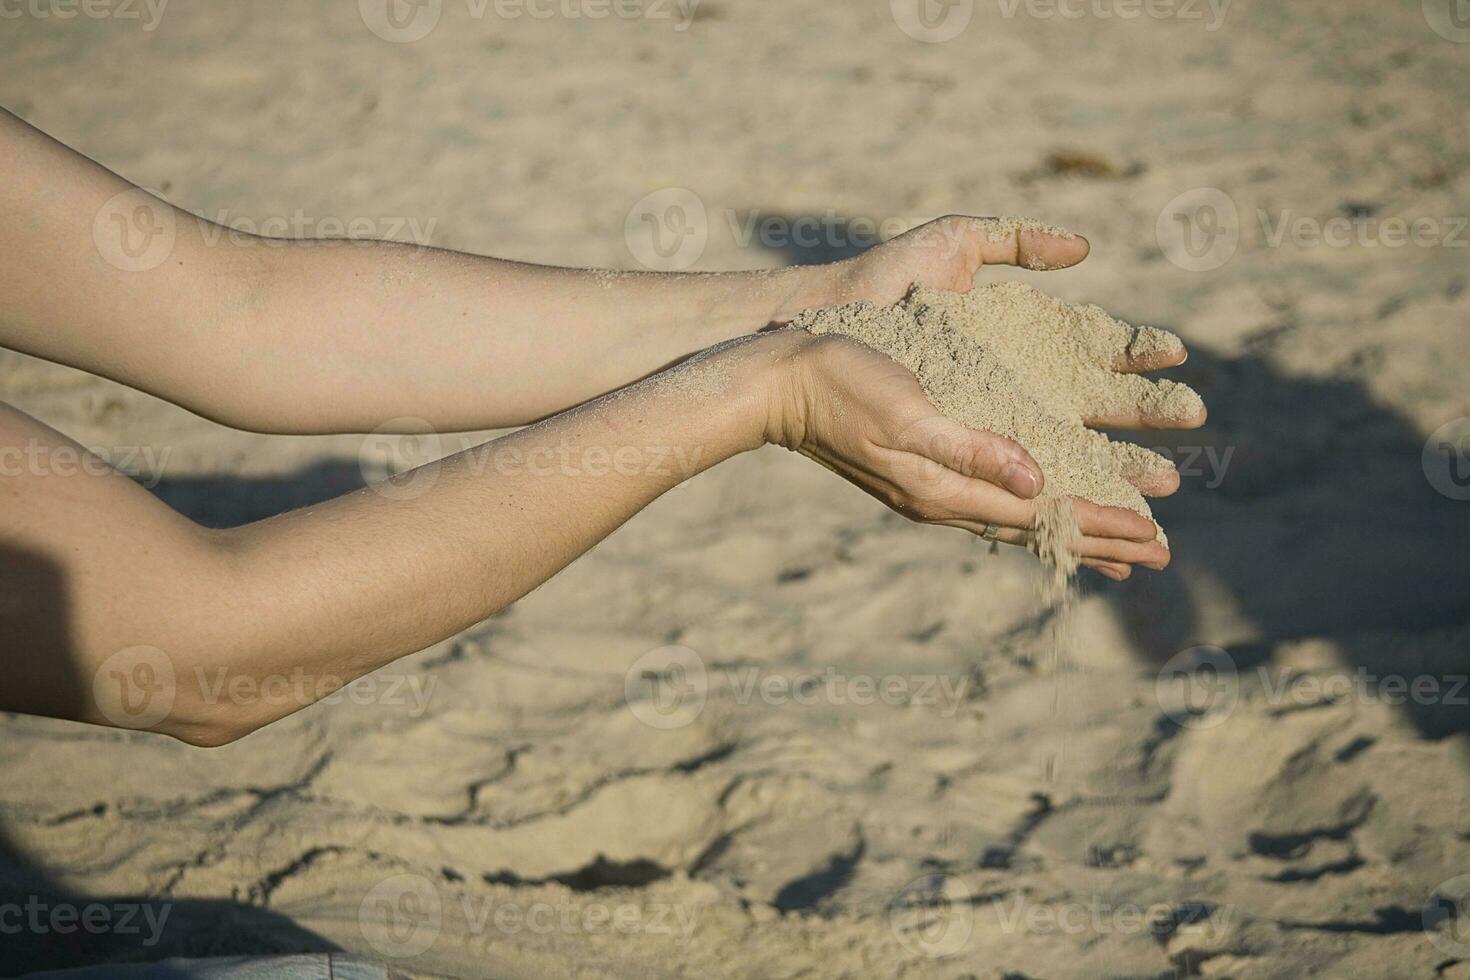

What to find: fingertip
left=1020, top=229, right=1090, bottom=272
left=1114, top=344, right=1187, bottom=374
left=1085, top=560, right=1129, bottom=581
left=980, top=430, right=1043, bottom=498
left=1065, top=233, right=1091, bottom=265
left=1132, top=465, right=1182, bottom=498
left=1003, top=460, right=1043, bottom=499
left=1125, top=515, right=1162, bottom=542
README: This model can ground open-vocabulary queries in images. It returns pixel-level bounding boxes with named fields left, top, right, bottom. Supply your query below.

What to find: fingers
left=1083, top=559, right=1133, bottom=581
left=1063, top=500, right=1155, bottom=542
left=1077, top=534, right=1170, bottom=569
left=1017, top=227, right=1091, bottom=272
left=1111, top=326, right=1188, bottom=374
left=1081, top=377, right=1208, bottom=431
left=1105, top=442, right=1181, bottom=497
left=1114, top=343, right=1187, bottom=374
left=960, top=216, right=1091, bottom=272
left=1124, top=461, right=1182, bottom=497
left=898, top=416, right=1043, bottom=500
left=941, top=518, right=1169, bottom=570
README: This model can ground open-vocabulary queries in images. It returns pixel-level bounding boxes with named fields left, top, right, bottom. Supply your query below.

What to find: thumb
left=968, top=217, right=1091, bottom=272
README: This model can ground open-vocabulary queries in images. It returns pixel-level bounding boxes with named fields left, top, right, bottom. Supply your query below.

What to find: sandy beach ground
left=3, top=1, right=1470, bottom=976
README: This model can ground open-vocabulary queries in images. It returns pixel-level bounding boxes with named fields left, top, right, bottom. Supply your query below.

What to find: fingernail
left=1004, top=462, right=1040, bottom=499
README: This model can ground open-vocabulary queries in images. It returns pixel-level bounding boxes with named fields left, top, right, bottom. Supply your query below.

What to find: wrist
left=731, top=329, right=818, bottom=450
left=767, top=264, right=841, bottom=325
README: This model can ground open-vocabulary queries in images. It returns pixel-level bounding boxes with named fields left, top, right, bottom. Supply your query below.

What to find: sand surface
left=4, top=2, right=1470, bottom=978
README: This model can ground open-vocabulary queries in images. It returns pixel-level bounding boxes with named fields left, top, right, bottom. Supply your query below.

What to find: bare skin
left=0, top=108, right=1202, bottom=745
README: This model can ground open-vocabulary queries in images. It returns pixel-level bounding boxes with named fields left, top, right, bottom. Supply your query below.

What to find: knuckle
left=905, top=488, right=952, bottom=523
left=957, top=437, right=1003, bottom=478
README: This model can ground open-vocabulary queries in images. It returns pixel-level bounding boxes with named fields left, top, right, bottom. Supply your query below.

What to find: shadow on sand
left=0, top=464, right=369, bottom=976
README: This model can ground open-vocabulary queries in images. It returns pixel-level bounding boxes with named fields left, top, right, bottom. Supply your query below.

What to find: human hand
left=758, top=330, right=1175, bottom=580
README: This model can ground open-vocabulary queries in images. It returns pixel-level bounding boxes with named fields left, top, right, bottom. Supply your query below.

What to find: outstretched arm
left=0, top=107, right=1096, bottom=435
left=6, top=324, right=1158, bottom=745
left=1, top=321, right=1187, bottom=747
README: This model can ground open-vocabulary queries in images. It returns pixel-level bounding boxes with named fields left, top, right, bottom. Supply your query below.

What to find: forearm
left=207, top=338, right=775, bottom=724
left=227, top=242, right=833, bottom=433
left=0, top=335, right=787, bottom=745
left=0, top=106, right=833, bottom=434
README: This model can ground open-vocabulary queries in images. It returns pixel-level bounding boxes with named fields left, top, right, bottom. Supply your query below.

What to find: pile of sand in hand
left=791, top=281, right=1203, bottom=554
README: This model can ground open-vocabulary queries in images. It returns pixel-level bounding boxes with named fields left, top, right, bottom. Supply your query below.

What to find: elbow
left=161, top=710, right=260, bottom=749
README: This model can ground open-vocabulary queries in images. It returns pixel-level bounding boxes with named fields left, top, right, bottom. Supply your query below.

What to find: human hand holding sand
left=763, top=296, right=1195, bottom=581
left=766, top=214, right=1205, bottom=581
